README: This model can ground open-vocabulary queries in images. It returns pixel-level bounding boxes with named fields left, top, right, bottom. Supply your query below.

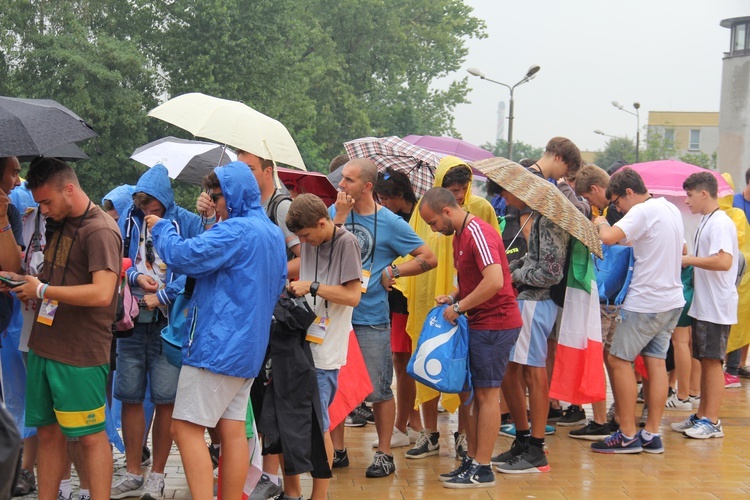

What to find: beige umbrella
left=148, top=92, right=306, bottom=170
left=471, top=157, right=602, bottom=258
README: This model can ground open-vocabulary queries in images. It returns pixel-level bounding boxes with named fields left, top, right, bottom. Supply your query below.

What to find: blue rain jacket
left=119, top=165, right=203, bottom=305
left=151, top=161, right=287, bottom=378
left=101, top=184, right=135, bottom=220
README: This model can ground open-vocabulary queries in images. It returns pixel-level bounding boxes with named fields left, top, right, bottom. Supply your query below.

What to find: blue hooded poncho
left=151, top=161, right=287, bottom=378
left=120, top=165, right=203, bottom=305
left=101, top=184, right=136, bottom=219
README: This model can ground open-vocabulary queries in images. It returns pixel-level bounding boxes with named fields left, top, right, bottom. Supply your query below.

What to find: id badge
left=361, top=270, right=371, bottom=293
left=306, top=316, right=330, bottom=344
left=36, top=298, right=59, bottom=326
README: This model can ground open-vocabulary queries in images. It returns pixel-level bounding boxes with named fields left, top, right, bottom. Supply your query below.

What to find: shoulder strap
left=265, top=190, right=292, bottom=227
left=123, top=206, right=135, bottom=257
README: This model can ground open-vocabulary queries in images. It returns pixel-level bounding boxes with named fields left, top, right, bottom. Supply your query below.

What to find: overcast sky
left=447, top=0, right=748, bottom=153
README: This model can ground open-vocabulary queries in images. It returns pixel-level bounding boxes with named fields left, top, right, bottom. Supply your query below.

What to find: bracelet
left=447, top=295, right=455, bottom=305
left=0, top=224, right=11, bottom=233
left=203, top=213, right=217, bottom=225
left=596, top=222, right=609, bottom=229
left=383, top=266, right=393, bottom=279
left=36, top=283, right=45, bottom=299
left=40, top=284, right=49, bottom=299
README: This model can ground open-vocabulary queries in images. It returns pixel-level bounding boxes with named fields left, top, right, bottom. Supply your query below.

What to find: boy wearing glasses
left=112, top=164, right=203, bottom=499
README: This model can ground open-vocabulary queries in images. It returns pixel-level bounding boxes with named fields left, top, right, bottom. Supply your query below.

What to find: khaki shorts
left=173, top=365, right=253, bottom=428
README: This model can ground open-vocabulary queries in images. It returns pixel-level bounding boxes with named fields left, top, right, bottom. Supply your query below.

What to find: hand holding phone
left=0, top=275, right=27, bottom=288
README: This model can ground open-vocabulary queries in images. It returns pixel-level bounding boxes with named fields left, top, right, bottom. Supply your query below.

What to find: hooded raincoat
left=102, top=184, right=136, bottom=220
left=121, top=166, right=203, bottom=305
left=401, top=156, right=500, bottom=411
left=720, top=173, right=750, bottom=352
left=151, top=161, right=287, bottom=378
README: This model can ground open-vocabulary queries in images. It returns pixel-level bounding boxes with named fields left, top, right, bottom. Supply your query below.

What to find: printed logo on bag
left=412, top=325, right=459, bottom=385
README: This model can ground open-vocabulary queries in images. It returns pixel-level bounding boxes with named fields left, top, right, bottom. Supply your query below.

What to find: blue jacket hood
left=135, top=165, right=176, bottom=219
left=215, top=161, right=261, bottom=219
left=102, top=184, right=135, bottom=218
left=10, top=183, right=37, bottom=213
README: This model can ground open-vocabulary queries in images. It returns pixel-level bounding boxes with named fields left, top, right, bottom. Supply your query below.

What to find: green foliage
left=594, top=137, right=636, bottom=169
left=679, top=151, right=716, bottom=170
left=640, top=128, right=676, bottom=162
left=1, top=0, right=485, bottom=198
left=482, top=139, right=545, bottom=163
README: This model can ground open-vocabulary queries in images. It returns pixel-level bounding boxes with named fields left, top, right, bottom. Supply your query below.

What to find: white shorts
left=172, top=365, right=253, bottom=428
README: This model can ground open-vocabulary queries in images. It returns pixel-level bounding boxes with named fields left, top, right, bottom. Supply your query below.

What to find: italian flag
left=549, top=239, right=606, bottom=404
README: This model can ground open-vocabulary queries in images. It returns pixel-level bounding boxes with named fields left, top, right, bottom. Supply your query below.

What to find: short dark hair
left=329, top=154, right=349, bottom=173
left=574, top=165, right=610, bottom=196
left=347, top=158, right=378, bottom=186
left=519, top=158, right=538, bottom=168
left=102, top=199, right=116, bottom=212
left=606, top=167, right=648, bottom=199
left=545, top=137, right=582, bottom=178
left=374, top=167, right=417, bottom=205
left=745, top=166, right=750, bottom=186
left=421, top=187, right=459, bottom=213
left=237, top=149, right=274, bottom=171
left=0, top=157, right=12, bottom=176
left=26, top=157, right=78, bottom=190
left=486, top=179, right=504, bottom=197
left=202, top=171, right=221, bottom=190
left=683, top=172, right=718, bottom=199
left=441, top=165, right=472, bottom=189
left=133, top=192, right=161, bottom=211
left=286, top=193, right=329, bottom=233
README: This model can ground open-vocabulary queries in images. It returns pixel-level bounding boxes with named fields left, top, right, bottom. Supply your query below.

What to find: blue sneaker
left=639, top=431, right=664, bottom=454
left=444, top=463, right=495, bottom=488
left=591, top=430, right=643, bottom=454
left=499, top=423, right=555, bottom=437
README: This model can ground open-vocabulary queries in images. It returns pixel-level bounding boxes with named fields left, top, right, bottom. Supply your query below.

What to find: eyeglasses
left=210, top=192, right=224, bottom=203
left=610, top=195, right=621, bottom=207
left=145, top=238, right=155, bottom=265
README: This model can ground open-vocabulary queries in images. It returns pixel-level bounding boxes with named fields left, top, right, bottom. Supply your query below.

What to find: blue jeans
left=114, top=317, right=180, bottom=404
left=353, top=323, right=393, bottom=403
left=316, top=368, right=339, bottom=432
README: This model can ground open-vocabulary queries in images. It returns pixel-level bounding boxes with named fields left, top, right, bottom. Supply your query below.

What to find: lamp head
left=633, top=102, right=641, bottom=110
left=594, top=129, right=605, bottom=135
left=526, top=65, right=541, bottom=78
left=467, top=67, right=485, bottom=78
left=611, top=101, right=623, bottom=110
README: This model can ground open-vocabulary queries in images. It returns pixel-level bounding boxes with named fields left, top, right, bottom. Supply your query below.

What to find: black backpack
left=265, top=190, right=295, bottom=261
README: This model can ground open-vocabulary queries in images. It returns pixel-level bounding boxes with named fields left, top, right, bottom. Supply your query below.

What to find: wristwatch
left=452, top=302, right=462, bottom=315
left=310, top=281, right=320, bottom=298
left=390, top=264, right=400, bottom=279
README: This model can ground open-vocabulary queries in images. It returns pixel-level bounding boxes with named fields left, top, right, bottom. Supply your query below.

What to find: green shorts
left=25, top=350, right=109, bottom=437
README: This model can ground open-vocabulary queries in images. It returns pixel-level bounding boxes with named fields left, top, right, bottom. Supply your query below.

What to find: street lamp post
left=611, top=101, right=641, bottom=163
left=468, top=65, right=541, bottom=161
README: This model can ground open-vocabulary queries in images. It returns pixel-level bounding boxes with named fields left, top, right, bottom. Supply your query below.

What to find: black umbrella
left=17, top=142, right=90, bottom=163
left=0, top=96, right=97, bottom=158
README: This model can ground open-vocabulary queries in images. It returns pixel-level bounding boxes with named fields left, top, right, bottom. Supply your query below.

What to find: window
left=732, top=23, right=749, bottom=55
left=664, top=128, right=675, bottom=145
left=689, top=130, right=700, bottom=151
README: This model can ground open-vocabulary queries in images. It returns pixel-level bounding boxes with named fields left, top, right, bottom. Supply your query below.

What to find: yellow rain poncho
left=400, top=156, right=500, bottom=412
left=720, top=173, right=750, bottom=352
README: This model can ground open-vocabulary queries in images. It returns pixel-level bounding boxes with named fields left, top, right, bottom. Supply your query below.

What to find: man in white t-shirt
left=286, top=194, right=362, bottom=500
left=672, top=172, right=738, bottom=440
left=592, top=167, right=685, bottom=455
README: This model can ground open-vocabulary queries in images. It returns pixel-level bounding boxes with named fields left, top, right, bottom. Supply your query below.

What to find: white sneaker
left=683, top=418, right=724, bottom=439
left=407, top=426, right=420, bottom=443
left=670, top=413, right=699, bottom=432
left=688, top=395, right=700, bottom=409
left=665, top=394, right=692, bottom=411
left=371, top=427, right=410, bottom=448
left=140, top=473, right=165, bottom=500
left=110, top=473, right=144, bottom=499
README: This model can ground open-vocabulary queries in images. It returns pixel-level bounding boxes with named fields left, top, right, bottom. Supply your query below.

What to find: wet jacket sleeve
left=511, top=217, right=568, bottom=288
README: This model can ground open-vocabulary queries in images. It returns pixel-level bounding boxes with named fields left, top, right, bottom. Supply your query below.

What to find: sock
left=517, top=428, right=531, bottom=439
left=529, top=436, right=545, bottom=448
left=78, top=489, right=90, bottom=500
left=472, top=458, right=480, bottom=466
left=501, top=412, right=511, bottom=421
left=640, top=430, right=657, bottom=440
left=127, top=472, right=142, bottom=480
left=265, top=473, right=280, bottom=486
left=59, top=479, right=72, bottom=500
left=149, top=472, right=165, bottom=480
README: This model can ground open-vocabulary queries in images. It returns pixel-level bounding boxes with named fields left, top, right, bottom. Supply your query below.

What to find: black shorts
left=691, top=319, right=731, bottom=360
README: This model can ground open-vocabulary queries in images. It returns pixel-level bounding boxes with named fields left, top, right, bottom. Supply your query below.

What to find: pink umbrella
left=616, top=160, right=734, bottom=198
left=403, top=135, right=494, bottom=162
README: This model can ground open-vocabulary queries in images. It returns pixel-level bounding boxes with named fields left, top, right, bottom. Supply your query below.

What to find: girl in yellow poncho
left=398, top=155, right=500, bottom=452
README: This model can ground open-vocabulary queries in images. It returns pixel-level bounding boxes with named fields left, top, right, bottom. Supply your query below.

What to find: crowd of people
left=0, top=136, right=748, bottom=499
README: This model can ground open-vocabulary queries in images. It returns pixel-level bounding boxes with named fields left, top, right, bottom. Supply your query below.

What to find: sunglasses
left=145, top=238, right=155, bottom=265
left=210, top=192, right=224, bottom=203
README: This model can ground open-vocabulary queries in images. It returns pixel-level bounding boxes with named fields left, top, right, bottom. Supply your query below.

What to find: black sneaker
left=353, top=403, right=375, bottom=424
left=608, top=420, right=620, bottom=433
left=13, top=468, right=36, bottom=496
left=444, top=463, right=495, bottom=489
left=365, top=451, right=395, bottom=478
left=208, top=444, right=220, bottom=469
left=495, top=444, right=550, bottom=474
left=557, top=405, right=586, bottom=427
left=490, top=436, right=528, bottom=466
left=405, top=430, right=439, bottom=459
left=141, top=445, right=151, bottom=467
left=547, top=405, right=564, bottom=422
left=568, top=420, right=611, bottom=441
left=345, top=411, right=367, bottom=427
left=738, top=366, right=750, bottom=378
left=332, top=448, right=349, bottom=468
left=439, top=455, right=472, bottom=482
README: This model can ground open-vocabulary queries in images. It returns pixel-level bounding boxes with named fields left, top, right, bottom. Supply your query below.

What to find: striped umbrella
left=343, top=136, right=441, bottom=198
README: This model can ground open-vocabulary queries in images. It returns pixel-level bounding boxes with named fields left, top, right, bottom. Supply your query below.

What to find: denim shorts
left=608, top=308, right=681, bottom=362
left=691, top=319, right=731, bottom=360
left=600, top=304, right=621, bottom=351
left=114, top=318, right=180, bottom=405
left=316, top=368, right=339, bottom=432
left=353, top=323, right=393, bottom=403
left=469, top=328, right=521, bottom=388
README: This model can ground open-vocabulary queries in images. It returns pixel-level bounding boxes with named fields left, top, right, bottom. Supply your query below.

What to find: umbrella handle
left=505, top=211, right=535, bottom=254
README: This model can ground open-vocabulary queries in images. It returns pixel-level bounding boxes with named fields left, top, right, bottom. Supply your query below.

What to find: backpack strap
left=265, top=190, right=292, bottom=227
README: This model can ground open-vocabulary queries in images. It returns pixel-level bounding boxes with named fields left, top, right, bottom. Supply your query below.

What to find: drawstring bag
left=113, top=258, right=139, bottom=338
left=161, top=277, right=196, bottom=368
left=407, top=305, right=471, bottom=395
left=594, top=244, right=634, bottom=305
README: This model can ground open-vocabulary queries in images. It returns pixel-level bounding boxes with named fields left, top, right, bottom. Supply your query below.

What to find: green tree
left=639, top=128, right=676, bottom=162
left=481, top=139, right=544, bottom=163
left=594, top=137, right=636, bottom=170
left=679, top=152, right=716, bottom=170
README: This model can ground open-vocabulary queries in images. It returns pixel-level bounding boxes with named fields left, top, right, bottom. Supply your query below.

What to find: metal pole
left=507, top=88, right=515, bottom=160
left=634, top=105, right=640, bottom=163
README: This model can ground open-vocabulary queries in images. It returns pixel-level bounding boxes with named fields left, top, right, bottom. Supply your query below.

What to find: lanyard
left=694, top=208, right=719, bottom=256
left=314, top=227, right=338, bottom=311
left=47, top=201, right=92, bottom=286
left=349, top=205, right=377, bottom=273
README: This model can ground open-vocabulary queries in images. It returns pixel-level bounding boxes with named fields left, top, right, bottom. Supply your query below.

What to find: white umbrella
left=147, top=93, right=306, bottom=170
left=130, top=136, right=237, bottom=186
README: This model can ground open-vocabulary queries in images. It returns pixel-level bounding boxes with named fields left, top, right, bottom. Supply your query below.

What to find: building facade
left=647, top=111, right=719, bottom=160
